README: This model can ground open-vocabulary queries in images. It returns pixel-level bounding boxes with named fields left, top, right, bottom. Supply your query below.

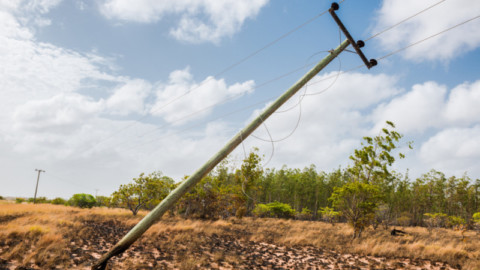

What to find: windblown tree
left=330, top=121, right=410, bottom=238
left=111, top=171, right=174, bottom=215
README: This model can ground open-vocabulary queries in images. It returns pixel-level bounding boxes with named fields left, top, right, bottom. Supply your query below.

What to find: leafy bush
left=318, top=206, right=340, bottom=225
left=296, top=207, right=312, bottom=220
left=28, top=197, right=50, bottom=203
left=68, top=193, right=96, bottom=208
left=473, top=213, right=480, bottom=233
left=424, top=213, right=448, bottom=229
left=253, top=202, right=295, bottom=219
left=447, top=215, right=465, bottom=228
left=95, top=196, right=111, bottom=207
left=51, top=197, right=67, bottom=205
left=474, top=212, right=480, bottom=224
left=15, top=198, right=25, bottom=204
left=0, top=195, right=4, bottom=200
left=253, top=204, right=271, bottom=218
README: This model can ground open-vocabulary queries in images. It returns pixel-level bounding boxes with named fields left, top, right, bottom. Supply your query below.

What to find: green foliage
left=330, top=181, right=382, bottom=238
left=111, top=171, right=174, bottom=215
left=51, top=197, right=67, bottom=205
left=68, top=193, right=96, bottom=208
left=253, top=202, right=295, bottom=219
left=252, top=204, right=271, bottom=218
left=348, top=121, right=410, bottom=185
left=28, top=197, right=50, bottom=204
left=15, top=198, right=25, bottom=204
left=0, top=195, right=4, bottom=200
left=296, top=207, right=313, bottom=220
left=473, top=212, right=480, bottom=224
left=318, top=206, right=340, bottom=225
left=447, top=215, right=466, bottom=228
left=95, top=196, right=111, bottom=207
left=423, top=213, right=448, bottom=229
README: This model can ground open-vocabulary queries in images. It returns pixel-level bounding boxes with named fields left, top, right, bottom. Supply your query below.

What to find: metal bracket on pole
left=329, top=2, right=377, bottom=69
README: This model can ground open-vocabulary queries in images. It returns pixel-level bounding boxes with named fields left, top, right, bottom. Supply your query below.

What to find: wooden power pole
left=92, top=3, right=375, bottom=269
left=33, top=169, right=45, bottom=204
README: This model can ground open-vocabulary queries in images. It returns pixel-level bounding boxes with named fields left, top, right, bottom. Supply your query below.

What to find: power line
left=109, top=59, right=323, bottom=152
left=80, top=8, right=334, bottom=156
left=366, top=0, right=447, bottom=41
left=376, top=14, right=480, bottom=61
left=95, top=4, right=480, bottom=165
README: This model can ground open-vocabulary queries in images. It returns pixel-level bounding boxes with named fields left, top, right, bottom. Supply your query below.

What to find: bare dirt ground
left=0, top=215, right=460, bottom=270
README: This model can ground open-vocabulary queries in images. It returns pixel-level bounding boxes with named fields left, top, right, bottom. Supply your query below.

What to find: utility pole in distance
left=33, top=169, right=45, bottom=204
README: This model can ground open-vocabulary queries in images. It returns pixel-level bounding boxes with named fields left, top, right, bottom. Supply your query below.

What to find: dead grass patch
left=0, top=204, right=478, bottom=269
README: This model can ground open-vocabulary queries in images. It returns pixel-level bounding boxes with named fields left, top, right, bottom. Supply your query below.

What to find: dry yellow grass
left=1, top=202, right=479, bottom=269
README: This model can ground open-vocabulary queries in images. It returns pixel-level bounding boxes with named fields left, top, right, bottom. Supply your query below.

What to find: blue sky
left=1, top=0, right=479, bottom=199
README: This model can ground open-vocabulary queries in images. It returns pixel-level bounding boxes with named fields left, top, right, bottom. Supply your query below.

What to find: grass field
left=0, top=201, right=478, bottom=269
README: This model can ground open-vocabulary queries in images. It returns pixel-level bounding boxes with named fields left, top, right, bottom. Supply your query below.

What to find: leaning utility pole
left=92, top=3, right=375, bottom=269
left=33, top=169, right=45, bottom=204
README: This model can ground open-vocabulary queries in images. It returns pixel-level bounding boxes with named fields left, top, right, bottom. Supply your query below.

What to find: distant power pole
left=33, top=169, right=45, bottom=204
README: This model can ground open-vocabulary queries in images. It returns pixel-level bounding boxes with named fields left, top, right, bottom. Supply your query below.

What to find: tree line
left=9, top=122, right=480, bottom=236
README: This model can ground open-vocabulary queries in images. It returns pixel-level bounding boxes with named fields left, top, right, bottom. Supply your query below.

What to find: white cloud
left=444, top=80, right=480, bottom=126
left=150, top=67, right=255, bottom=124
left=373, top=0, right=480, bottom=61
left=372, top=80, right=480, bottom=134
left=99, top=0, right=269, bottom=43
left=105, top=79, right=152, bottom=115
left=420, top=126, right=480, bottom=176
left=13, top=93, right=101, bottom=133
left=372, top=81, right=447, bottom=134
left=244, top=72, right=400, bottom=170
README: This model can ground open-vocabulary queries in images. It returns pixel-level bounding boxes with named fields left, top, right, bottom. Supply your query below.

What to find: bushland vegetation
left=14, top=122, right=479, bottom=233
left=105, top=122, right=480, bottom=233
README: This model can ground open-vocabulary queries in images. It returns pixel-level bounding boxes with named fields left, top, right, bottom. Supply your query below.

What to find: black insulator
left=369, top=59, right=378, bottom=67
left=356, top=40, right=365, bottom=48
left=331, top=2, right=339, bottom=11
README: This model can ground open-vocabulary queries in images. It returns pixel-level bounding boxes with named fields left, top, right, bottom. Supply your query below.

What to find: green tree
left=51, top=197, right=67, bottom=205
left=68, top=193, right=96, bottom=208
left=330, top=121, right=409, bottom=238
left=95, top=196, right=111, bottom=207
left=330, top=181, right=381, bottom=238
left=111, top=171, right=174, bottom=215
left=348, top=121, right=410, bottom=185
left=252, top=202, right=295, bottom=219
left=318, top=206, right=340, bottom=226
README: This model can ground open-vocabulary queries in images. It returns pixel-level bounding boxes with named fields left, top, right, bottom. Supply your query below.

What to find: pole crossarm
left=329, top=2, right=377, bottom=69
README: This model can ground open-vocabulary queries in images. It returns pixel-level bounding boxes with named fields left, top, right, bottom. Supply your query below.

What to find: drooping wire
left=365, top=0, right=447, bottom=41
left=120, top=6, right=480, bottom=160
left=79, top=9, right=334, bottom=157
left=250, top=29, right=344, bottom=144
left=111, top=60, right=322, bottom=153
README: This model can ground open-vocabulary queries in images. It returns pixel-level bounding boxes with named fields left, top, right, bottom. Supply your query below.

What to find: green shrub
left=318, top=206, right=340, bottom=225
left=15, top=198, right=25, bottom=204
left=95, top=196, right=111, bottom=207
left=68, top=193, right=96, bottom=208
left=296, top=207, right=313, bottom=220
left=51, top=197, right=67, bottom=205
left=447, top=215, right=465, bottom=228
left=27, top=197, right=49, bottom=203
left=268, top=202, right=295, bottom=219
left=0, top=195, right=4, bottom=200
left=253, top=202, right=295, bottom=219
left=253, top=204, right=271, bottom=218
